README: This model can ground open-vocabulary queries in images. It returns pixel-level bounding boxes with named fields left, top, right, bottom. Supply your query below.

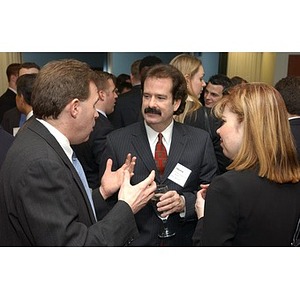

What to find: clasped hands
left=99, top=154, right=156, bottom=214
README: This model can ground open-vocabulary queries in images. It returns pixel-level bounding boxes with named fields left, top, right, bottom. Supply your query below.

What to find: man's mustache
left=144, top=107, right=161, bottom=115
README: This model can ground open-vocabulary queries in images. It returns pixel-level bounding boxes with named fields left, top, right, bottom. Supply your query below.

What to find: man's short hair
left=6, top=63, right=21, bottom=81
left=275, top=76, right=300, bottom=115
left=208, top=74, right=233, bottom=95
left=32, top=59, right=98, bottom=119
left=16, top=74, right=37, bottom=106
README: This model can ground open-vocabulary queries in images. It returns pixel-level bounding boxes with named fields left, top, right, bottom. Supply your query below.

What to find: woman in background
left=193, top=83, right=300, bottom=246
left=169, top=54, right=206, bottom=123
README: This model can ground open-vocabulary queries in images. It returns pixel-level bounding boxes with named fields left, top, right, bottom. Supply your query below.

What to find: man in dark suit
left=2, top=73, right=37, bottom=136
left=275, top=76, right=300, bottom=161
left=101, top=64, right=218, bottom=246
left=73, top=71, right=117, bottom=190
left=0, top=126, right=14, bottom=169
left=1, top=62, right=40, bottom=135
left=0, top=59, right=156, bottom=246
left=109, top=56, right=162, bottom=129
left=0, top=63, right=21, bottom=124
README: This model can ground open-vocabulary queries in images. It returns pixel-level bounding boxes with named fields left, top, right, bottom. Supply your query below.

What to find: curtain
left=226, top=52, right=262, bottom=83
left=0, top=52, right=22, bottom=95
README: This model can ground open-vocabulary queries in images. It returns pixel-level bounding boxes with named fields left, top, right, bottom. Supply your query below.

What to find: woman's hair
left=169, top=54, right=203, bottom=121
left=213, top=83, right=300, bottom=183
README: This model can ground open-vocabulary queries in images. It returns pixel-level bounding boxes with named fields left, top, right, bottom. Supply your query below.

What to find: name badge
left=168, top=163, right=192, bottom=187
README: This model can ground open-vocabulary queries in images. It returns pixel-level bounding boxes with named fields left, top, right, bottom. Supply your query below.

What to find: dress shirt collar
left=8, top=87, right=17, bottom=94
left=289, top=116, right=300, bottom=120
left=26, top=110, right=33, bottom=120
left=144, top=120, right=174, bottom=155
left=97, top=109, right=107, bottom=118
left=36, top=118, right=73, bottom=162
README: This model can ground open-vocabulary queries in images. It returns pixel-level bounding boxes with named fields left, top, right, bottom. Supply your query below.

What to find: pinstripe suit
left=100, top=121, right=218, bottom=246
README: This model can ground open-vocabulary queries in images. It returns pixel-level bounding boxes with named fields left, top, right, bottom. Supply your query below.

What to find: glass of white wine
left=151, top=184, right=176, bottom=238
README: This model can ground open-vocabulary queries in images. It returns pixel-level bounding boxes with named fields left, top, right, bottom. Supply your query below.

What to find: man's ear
left=98, top=90, right=105, bottom=101
left=173, top=99, right=181, bottom=112
left=70, top=98, right=80, bottom=118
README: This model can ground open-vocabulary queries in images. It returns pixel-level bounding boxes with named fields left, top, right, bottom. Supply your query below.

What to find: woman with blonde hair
left=169, top=54, right=206, bottom=123
left=193, top=83, right=300, bottom=246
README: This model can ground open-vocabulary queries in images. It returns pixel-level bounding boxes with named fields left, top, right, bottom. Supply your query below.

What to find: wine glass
left=151, top=184, right=175, bottom=238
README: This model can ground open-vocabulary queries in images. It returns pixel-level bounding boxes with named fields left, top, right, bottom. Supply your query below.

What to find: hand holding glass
left=151, top=184, right=176, bottom=238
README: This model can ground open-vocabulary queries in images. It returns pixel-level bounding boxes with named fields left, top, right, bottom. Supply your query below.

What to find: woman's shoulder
left=211, top=169, right=259, bottom=189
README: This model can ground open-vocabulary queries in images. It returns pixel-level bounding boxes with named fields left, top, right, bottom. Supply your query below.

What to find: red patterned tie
left=155, top=133, right=168, bottom=177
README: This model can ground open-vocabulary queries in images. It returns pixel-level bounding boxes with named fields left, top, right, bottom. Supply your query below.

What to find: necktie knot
left=158, top=132, right=163, bottom=143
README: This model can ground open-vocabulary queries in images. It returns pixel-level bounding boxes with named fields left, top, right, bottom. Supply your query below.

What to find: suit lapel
left=130, top=122, right=159, bottom=179
left=27, top=119, right=96, bottom=223
left=162, top=122, right=187, bottom=182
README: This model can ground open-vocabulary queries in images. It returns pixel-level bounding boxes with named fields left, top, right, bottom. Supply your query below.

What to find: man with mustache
left=100, top=64, right=218, bottom=246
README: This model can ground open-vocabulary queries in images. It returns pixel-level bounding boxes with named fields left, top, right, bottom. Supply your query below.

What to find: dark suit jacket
left=109, top=85, right=142, bottom=129
left=1, top=107, right=21, bottom=135
left=0, top=118, right=138, bottom=246
left=72, top=112, right=115, bottom=190
left=100, top=121, right=218, bottom=246
left=0, top=126, right=14, bottom=169
left=193, top=169, right=300, bottom=246
left=290, top=118, right=300, bottom=161
left=185, top=107, right=231, bottom=174
left=0, top=88, right=17, bottom=124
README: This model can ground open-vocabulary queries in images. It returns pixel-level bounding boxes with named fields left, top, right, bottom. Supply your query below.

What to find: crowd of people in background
left=0, top=54, right=299, bottom=246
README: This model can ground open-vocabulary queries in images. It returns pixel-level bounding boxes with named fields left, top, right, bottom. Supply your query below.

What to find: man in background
left=0, top=63, right=21, bottom=123
left=73, top=71, right=117, bottom=191
left=1, top=62, right=40, bottom=135
left=110, top=56, right=162, bottom=129
left=204, top=74, right=233, bottom=108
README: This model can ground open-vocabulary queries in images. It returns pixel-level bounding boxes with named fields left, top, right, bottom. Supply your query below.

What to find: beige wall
left=0, top=52, right=22, bottom=95
left=227, top=52, right=299, bottom=86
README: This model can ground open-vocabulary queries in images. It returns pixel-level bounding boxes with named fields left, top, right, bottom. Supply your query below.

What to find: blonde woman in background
left=169, top=54, right=206, bottom=123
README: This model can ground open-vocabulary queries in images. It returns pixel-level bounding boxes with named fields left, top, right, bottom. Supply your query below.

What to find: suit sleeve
left=192, top=175, right=239, bottom=246
left=15, top=159, right=138, bottom=246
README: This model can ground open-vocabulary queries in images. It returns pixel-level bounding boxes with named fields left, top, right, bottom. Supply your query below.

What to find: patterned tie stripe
left=155, top=133, right=168, bottom=176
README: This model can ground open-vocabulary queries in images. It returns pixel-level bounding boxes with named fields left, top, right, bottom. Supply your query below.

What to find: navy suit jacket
left=100, top=121, right=218, bottom=246
left=0, top=118, right=138, bottom=246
